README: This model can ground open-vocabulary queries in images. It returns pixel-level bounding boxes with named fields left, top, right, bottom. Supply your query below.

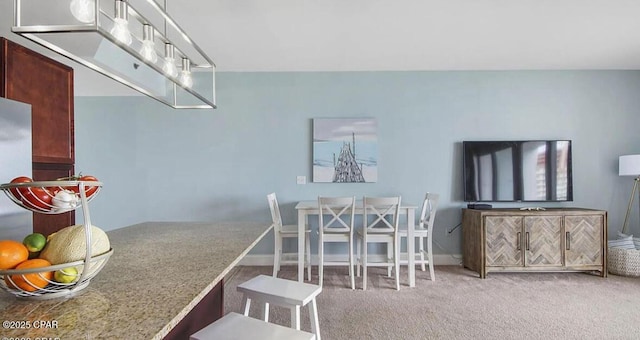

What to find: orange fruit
left=4, top=258, right=53, bottom=292
left=0, top=240, right=29, bottom=269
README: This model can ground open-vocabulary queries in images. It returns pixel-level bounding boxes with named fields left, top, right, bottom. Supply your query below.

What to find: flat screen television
left=463, top=140, right=573, bottom=202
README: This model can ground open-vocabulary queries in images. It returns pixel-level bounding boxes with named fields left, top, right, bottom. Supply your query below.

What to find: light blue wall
left=75, top=70, right=640, bottom=256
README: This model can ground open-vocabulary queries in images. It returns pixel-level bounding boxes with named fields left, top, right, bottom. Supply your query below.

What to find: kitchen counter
left=0, top=221, right=273, bottom=339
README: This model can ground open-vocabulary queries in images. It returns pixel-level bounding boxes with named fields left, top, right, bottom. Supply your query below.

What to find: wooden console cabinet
left=1, top=37, right=75, bottom=235
left=462, top=208, right=607, bottom=278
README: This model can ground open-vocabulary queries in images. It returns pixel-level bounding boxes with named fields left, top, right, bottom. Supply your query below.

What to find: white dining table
left=294, top=200, right=418, bottom=288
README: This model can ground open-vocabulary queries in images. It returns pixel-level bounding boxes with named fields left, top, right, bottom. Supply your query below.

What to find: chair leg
left=305, top=232, right=311, bottom=281
left=291, top=305, right=300, bottom=330
left=394, top=237, right=400, bottom=290
left=356, top=237, right=361, bottom=278
left=387, top=241, right=392, bottom=277
left=241, top=295, right=251, bottom=316
left=427, top=238, right=435, bottom=281
left=273, top=234, right=281, bottom=277
left=349, top=237, right=355, bottom=290
left=262, top=302, right=270, bottom=322
left=319, top=236, right=324, bottom=287
left=362, top=236, right=368, bottom=291
left=419, top=235, right=426, bottom=272
left=309, top=297, right=321, bottom=340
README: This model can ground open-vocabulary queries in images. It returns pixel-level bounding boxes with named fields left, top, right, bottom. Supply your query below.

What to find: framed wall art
left=313, top=118, right=378, bottom=183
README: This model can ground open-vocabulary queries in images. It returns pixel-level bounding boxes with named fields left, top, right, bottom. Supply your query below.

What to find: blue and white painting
left=313, top=118, right=378, bottom=183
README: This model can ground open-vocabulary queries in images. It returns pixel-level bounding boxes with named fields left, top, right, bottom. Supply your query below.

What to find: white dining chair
left=318, top=196, right=356, bottom=289
left=356, top=196, right=401, bottom=290
left=399, top=193, right=439, bottom=281
left=268, top=193, right=311, bottom=280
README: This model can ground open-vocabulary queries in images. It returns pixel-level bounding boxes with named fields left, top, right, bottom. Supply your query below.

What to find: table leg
left=297, top=210, right=306, bottom=282
left=407, top=207, right=416, bottom=287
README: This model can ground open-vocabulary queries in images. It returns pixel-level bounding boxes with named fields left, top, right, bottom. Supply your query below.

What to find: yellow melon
left=39, top=225, right=110, bottom=265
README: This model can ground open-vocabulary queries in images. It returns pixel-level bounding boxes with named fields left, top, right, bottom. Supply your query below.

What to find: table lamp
left=619, top=154, right=640, bottom=234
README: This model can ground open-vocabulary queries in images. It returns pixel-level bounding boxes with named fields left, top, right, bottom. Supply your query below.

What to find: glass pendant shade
left=110, top=1, right=132, bottom=46
left=139, top=24, right=158, bottom=63
left=110, top=18, right=132, bottom=45
left=69, top=0, right=96, bottom=23
left=179, top=58, right=193, bottom=88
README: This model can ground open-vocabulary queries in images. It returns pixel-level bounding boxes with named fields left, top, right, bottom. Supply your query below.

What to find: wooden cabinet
left=0, top=37, right=75, bottom=235
left=463, top=208, right=607, bottom=278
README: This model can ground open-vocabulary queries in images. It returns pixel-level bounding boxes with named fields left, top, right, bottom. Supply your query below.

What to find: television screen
left=463, top=140, right=573, bottom=202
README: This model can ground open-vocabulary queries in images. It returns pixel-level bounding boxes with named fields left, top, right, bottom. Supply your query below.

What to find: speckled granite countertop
left=0, top=221, right=272, bottom=339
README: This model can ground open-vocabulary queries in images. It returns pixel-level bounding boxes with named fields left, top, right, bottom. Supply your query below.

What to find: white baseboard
left=239, top=253, right=462, bottom=266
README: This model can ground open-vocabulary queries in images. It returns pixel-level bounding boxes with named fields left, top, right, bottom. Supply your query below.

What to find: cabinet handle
left=525, top=232, right=530, bottom=251
left=566, top=232, right=571, bottom=250
left=517, top=232, right=521, bottom=250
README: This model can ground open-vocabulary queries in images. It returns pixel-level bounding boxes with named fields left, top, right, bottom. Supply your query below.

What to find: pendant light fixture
left=140, top=24, right=158, bottom=63
left=179, top=58, right=193, bottom=88
left=110, top=0, right=132, bottom=46
left=12, top=0, right=216, bottom=109
left=162, top=43, right=179, bottom=78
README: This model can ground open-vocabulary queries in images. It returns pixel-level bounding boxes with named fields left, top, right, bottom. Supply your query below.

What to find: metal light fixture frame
left=12, top=0, right=216, bottom=109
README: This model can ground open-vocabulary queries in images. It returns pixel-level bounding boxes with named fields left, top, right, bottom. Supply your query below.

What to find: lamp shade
left=619, top=154, right=640, bottom=176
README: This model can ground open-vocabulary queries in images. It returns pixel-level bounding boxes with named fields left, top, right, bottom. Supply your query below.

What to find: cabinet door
left=564, top=215, right=603, bottom=266
left=524, top=216, right=562, bottom=267
left=485, top=216, right=523, bottom=267
left=1, top=38, right=74, bottom=164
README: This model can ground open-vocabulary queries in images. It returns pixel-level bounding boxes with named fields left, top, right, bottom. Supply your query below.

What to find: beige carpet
left=223, top=265, right=640, bottom=340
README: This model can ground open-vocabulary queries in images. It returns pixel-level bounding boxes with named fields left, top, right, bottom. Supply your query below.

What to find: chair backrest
left=363, top=196, right=401, bottom=235
left=419, top=193, right=440, bottom=237
left=318, top=196, right=356, bottom=235
left=267, top=192, right=283, bottom=232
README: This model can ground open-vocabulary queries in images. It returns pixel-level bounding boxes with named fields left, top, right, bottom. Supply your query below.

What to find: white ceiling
left=2, top=0, right=640, bottom=96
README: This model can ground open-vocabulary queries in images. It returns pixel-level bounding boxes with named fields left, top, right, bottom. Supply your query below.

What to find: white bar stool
left=190, top=312, right=315, bottom=340
left=237, top=275, right=322, bottom=340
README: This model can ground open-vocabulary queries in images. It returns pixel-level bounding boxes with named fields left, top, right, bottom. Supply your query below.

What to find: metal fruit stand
left=0, top=180, right=113, bottom=300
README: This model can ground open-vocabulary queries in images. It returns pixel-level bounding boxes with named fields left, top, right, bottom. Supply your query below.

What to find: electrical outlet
left=296, top=176, right=306, bottom=185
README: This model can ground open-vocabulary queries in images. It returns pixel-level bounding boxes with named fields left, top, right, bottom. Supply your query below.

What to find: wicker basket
left=608, top=247, right=640, bottom=277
